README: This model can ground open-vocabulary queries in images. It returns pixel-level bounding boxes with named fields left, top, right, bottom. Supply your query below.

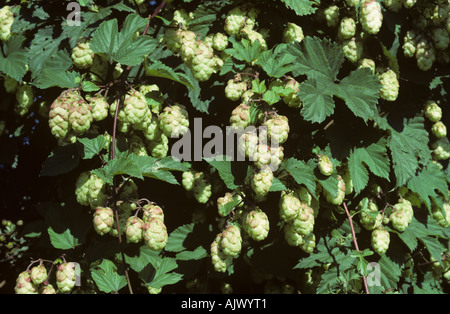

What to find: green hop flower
left=432, top=137, right=450, bottom=160
left=341, top=37, right=363, bottom=63
left=253, top=144, right=272, bottom=170
left=263, top=115, right=290, bottom=145
left=56, top=262, right=77, bottom=293
left=342, top=168, right=354, bottom=195
left=324, top=5, right=340, bottom=28
left=244, top=208, right=269, bottom=241
left=359, top=200, right=383, bottom=231
left=323, top=175, right=346, bottom=205
left=299, top=233, right=316, bottom=254
left=15, top=83, right=34, bottom=116
left=0, top=6, right=14, bottom=42
left=141, top=115, right=163, bottom=142
left=30, top=265, right=47, bottom=285
left=224, top=7, right=247, bottom=35
left=390, top=198, right=413, bottom=232
left=238, top=131, right=259, bottom=158
left=14, top=271, right=38, bottom=294
left=279, top=192, right=301, bottom=223
left=212, top=32, right=229, bottom=51
left=128, top=133, right=148, bottom=156
left=142, top=203, right=165, bottom=223
left=123, top=90, right=150, bottom=129
left=371, top=227, right=390, bottom=255
left=284, top=223, right=304, bottom=247
left=188, top=42, right=223, bottom=81
left=147, top=286, right=162, bottom=294
left=424, top=100, right=442, bottom=122
left=182, top=170, right=195, bottom=192
left=217, top=192, right=243, bottom=217
left=225, top=79, right=248, bottom=101
left=139, top=84, right=164, bottom=114
left=71, top=42, right=94, bottom=69
left=159, top=104, right=189, bottom=138
left=431, top=121, right=447, bottom=138
left=75, top=171, right=91, bottom=206
left=360, top=0, right=383, bottom=34
left=251, top=167, right=274, bottom=202
left=230, top=103, right=251, bottom=130
left=403, top=30, right=420, bottom=58
left=241, top=26, right=268, bottom=51
left=431, top=202, right=450, bottom=228
left=318, top=154, right=333, bottom=176
left=192, top=171, right=212, bottom=204
left=220, top=225, right=242, bottom=258
left=339, top=17, right=356, bottom=39
left=93, top=207, right=114, bottom=236
left=211, top=234, right=233, bottom=273
left=283, top=22, right=304, bottom=43
left=68, top=102, right=93, bottom=135
left=415, top=39, right=436, bottom=71
left=86, top=173, right=108, bottom=209
left=125, top=216, right=144, bottom=243
left=282, top=77, right=302, bottom=108
left=86, top=95, right=109, bottom=121
left=379, top=69, right=399, bottom=101
left=292, top=202, right=315, bottom=236
left=143, top=218, right=168, bottom=251
left=39, top=283, right=57, bottom=294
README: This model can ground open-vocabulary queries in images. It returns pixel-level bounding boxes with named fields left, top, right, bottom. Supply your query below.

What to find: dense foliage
left=0, top=0, right=449, bottom=294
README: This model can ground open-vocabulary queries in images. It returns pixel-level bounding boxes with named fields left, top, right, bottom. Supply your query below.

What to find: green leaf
left=347, top=138, right=391, bottom=195
left=225, top=37, right=262, bottom=65
left=81, top=81, right=100, bottom=92
left=40, top=144, right=80, bottom=177
left=407, top=162, right=448, bottom=209
left=289, top=36, right=344, bottom=82
left=373, top=255, right=402, bottom=292
left=77, top=135, right=107, bottom=159
left=47, top=227, right=80, bottom=250
left=255, top=44, right=296, bottom=78
left=334, top=68, right=381, bottom=123
left=251, top=79, right=267, bottom=94
left=91, top=259, right=127, bottom=293
left=263, top=90, right=280, bottom=105
left=0, top=35, right=28, bottom=82
left=204, top=155, right=240, bottom=190
left=218, top=196, right=243, bottom=217
left=188, top=2, right=229, bottom=38
left=176, top=246, right=208, bottom=261
left=90, top=18, right=120, bottom=58
left=165, top=223, right=195, bottom=252
left=146, top=61, right=196, bottom=90
left=280, top=158, right=316, bottom=195
left=125, top=245, right=161, bottom=273
left=33, top=69, right=80, bottom=89
left=280, top=0, right=320, bottom=16
left=139, top=257, right=183, bottom=289
left=92, top=154, right=143, bottom=185
left=388, top=117, right=431, bottom=186
left=298, top=78, right=336, bottom=123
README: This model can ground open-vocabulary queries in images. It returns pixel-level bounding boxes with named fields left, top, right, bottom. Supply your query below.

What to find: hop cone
left=159, top=104, right=189, bottom=138
left=283, top=23, right=304, bottom=43
left=125, top=216, right=144, bottom=243
left=142, top=203, right=165, bottom=223
left=229, top=103, right=251, bottom=130
left=424, top=100, right=442, bottom=122
left=71, top=42, right=94, bottom=69
left=360, top=201, right=382, bottom=231
left=318, top=154, right=333, bottom=176
left=15, top=84, right=34, bottom=116
left=68, top=102, right=93, bottom=135
left=371, top=227, right=390, bottom=255
left=211, top=234, right=233, bottom=273
left=87, top=95, right=109, bottom=121
left=123, top=90, right=150, bottom=129
left=56, top=262, right=77, bottom=293
left=279, top=192, right=301, bottom=223
left=39, top=284, right=57, bottom=294
left=225, top=79, right=247, bottom=101
left=323, top=175, right=346, bottom=205
left=251, top=168, right=273, bottom=202
left=30, top=265, right=47, bottom=285
left=220, top=225, right=242, bottom=258
left=360, top=0, right=383, bottom=35
left=379, top=69, right=399, bottom=101
left=14, top=271, right=38, bottom=294
left=292, top=202, right=315, bottom=236
left=143, top=218, right=168, bottom=251
left=262, top=115, right=290, bottom=145
left=244, top=209, right=269, bottom=241
left=284, top=223, right=304, bottom=247
left=93, top=207, right=114, bottom=236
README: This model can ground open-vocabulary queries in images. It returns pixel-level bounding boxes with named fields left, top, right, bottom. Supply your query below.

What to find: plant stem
left=343, top=202, right=370, bottom=295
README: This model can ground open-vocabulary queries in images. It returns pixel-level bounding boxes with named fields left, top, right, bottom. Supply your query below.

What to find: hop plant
left=238, top=131, right=259, bottom=158
left=378, top=69, right=399, bottom=101
left=15, top=84, right=34, bottom=117
left=0, top=5, right=14, bottom=42
left=279, top=192, right=301, bottom=223
left=323, top=175, right=346, bottom=205
left=212, top=32, right=229, bottom=51
left=217, top=192, right=243, bottom=216
left=182, top=170, right=195, bottom=191
left=341, top=37, right=363, bottom=63
left=86, top=95, right=109, bottom=122
left=415, top=39, right=436, bottom=71
left=89, top=54, right=109, bottom=83
left=262, top=115, right=290, bottom=145
left=431, top=121, right=447, bottom=138
left=282, top=77, right=302, bottom=108
left=241, top=26, right=268, bottom=51
left=251, top=167, right=274, bottom=202
left=71, top=42, right=94, bottom=69
left=210, top=234, right=233, bottom=273
left=125, top=216, right=144, bottom=243
left=230, top=103, right=251, bottom=130
left=284, top=223, right=304, bottom=247
left=244, top=208, right=270, bottom=241
left=283, top=22, right=304, bottom=43
left=143, top=218, right=168, bottom=251
left=139, top=84, right=164, bottom=114
left=49, top=90, right=80, bottom=140
left=93, top=207, right=114, bottom=236
left=424, top=100, right=442, bottom=122
left=339, top=17, right=356, bottom=40
left=318, top=154, right=333, bottom=176
left=360, top=0, right=383, bottom=34
left=402, top=30, right=420, bottom=58
left=30, top=265, right=47, bottom=285
left=220, top=225, right=242, bottom=258
left=292, top=202, right=315, bottom=236
left=122, top=90, right=150, bottom=129
left=142, top=203, right=165, bottom=223
left=432, top=137, right=450, bottom=160
left=225, top=79, right=248, bottom=101
left=299, top=233, right=316, bottom=254
left=390, top=198, right=414, bottom=232
left=253, top=144, right=273, bottom=170
left=56, top=262, right=77, bottom=293
left=224, top=6, right=248, bottom=35
left=431, top=202, right=450, bottom=228
left=324, top=5, right=340, bottom=28
left=359, top=201, right=383, bottom=231
left=68, top=102, right=93, bottom=135
left=159, top=104, right=189, bottom=138
left=14, top=271, right=38, bottom=294
left=371, top=227, right=390, bottom=255
left=192, top=171, right=212, bottom=204
left=188, top=41, right=223, bottom=81
left=39, top=283, right=57, bottom=294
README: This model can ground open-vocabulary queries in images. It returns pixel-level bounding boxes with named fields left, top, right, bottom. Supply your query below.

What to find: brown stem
left=342, top=202, right=370, bottom=295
